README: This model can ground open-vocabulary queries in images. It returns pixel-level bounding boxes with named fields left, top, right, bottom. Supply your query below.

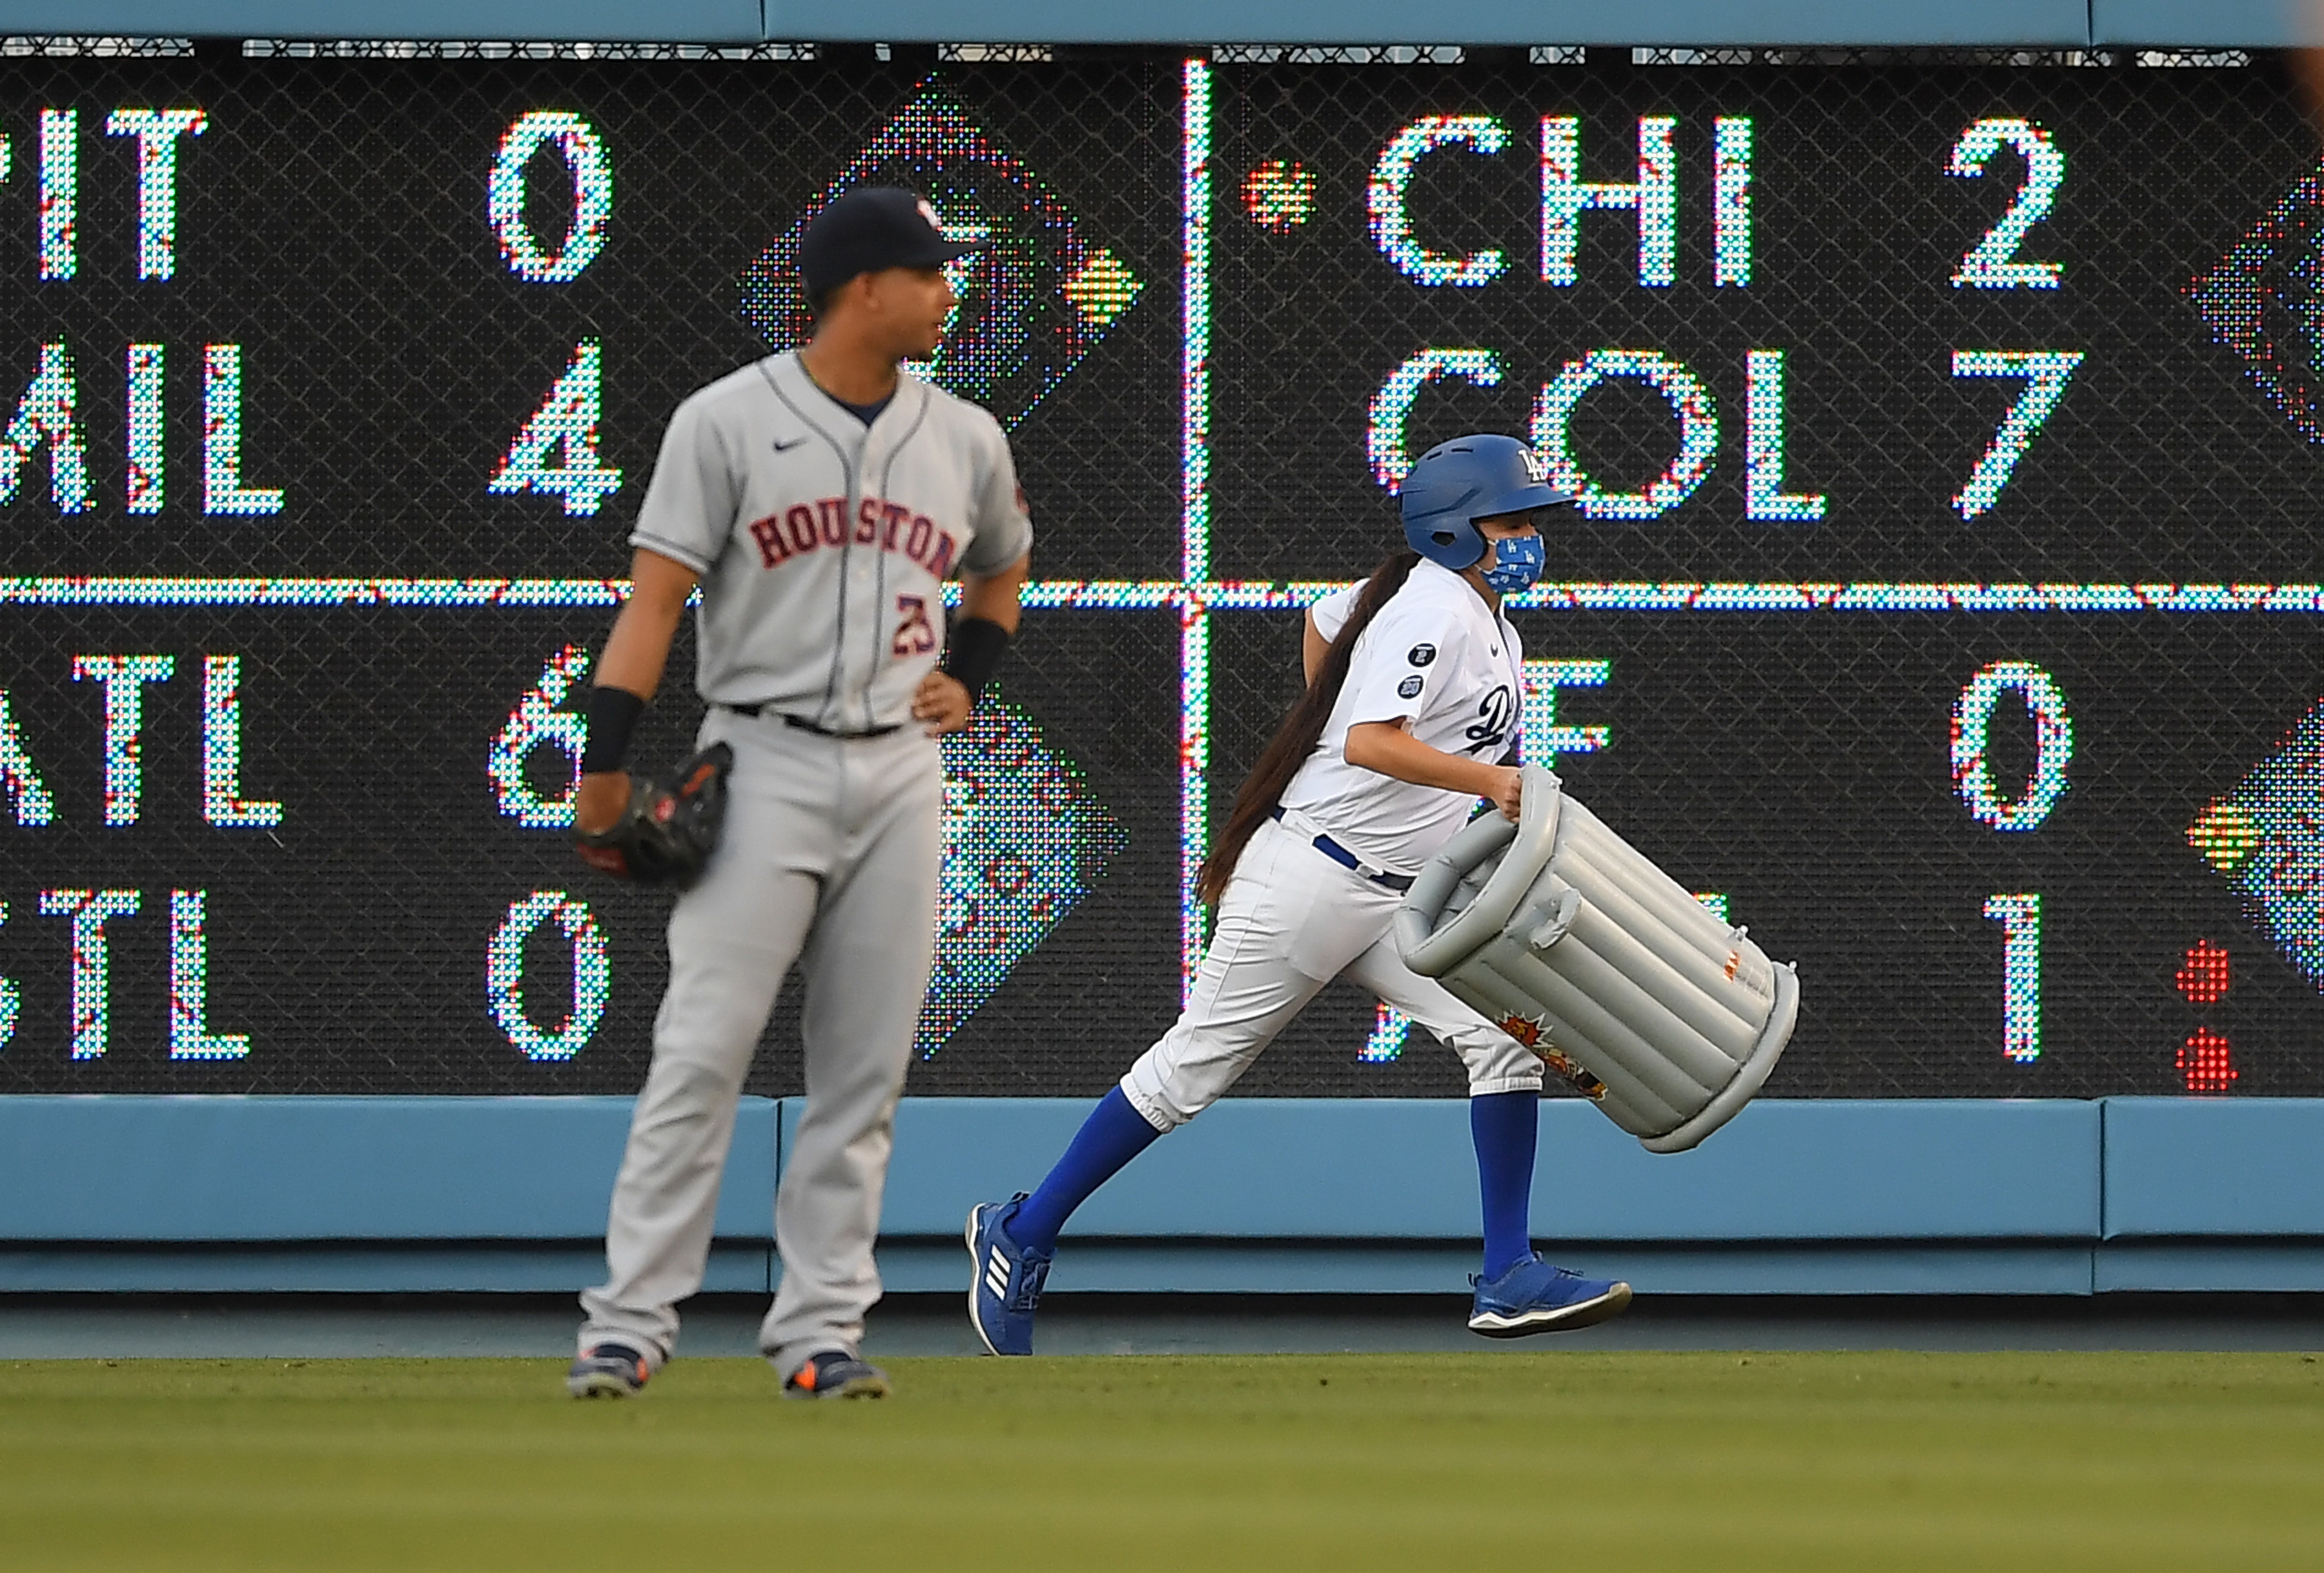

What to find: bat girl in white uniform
left=968, top=435, right=1633, bottom=1353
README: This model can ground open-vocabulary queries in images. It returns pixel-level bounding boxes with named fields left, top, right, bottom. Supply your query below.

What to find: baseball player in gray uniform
left=566, top=187, right=1033, bottom=1400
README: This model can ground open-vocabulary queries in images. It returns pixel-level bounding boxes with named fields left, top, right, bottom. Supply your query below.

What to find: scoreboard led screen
left=0, top=50, right=2316, bottom=1102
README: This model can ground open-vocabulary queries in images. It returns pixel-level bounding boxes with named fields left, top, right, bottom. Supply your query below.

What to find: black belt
left=1270, top=807, right=1414, bottom=891
left=721, top=703, right=901, bottom=739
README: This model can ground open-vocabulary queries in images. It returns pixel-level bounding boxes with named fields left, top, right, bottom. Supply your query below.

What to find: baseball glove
left=571, top=741, right=734, bottom=887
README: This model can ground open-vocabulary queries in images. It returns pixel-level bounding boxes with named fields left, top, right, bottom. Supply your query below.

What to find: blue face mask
left=1479, top=534, right=1545, bottom=595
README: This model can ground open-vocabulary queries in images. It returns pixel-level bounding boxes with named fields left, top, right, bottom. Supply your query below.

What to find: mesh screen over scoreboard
left=0, top=50, right=2316, bottom=1100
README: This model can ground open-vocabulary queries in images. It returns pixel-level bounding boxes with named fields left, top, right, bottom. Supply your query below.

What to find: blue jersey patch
left=1396, top=674, right=1425, bottom=699
left=1407, top=643, right=1436, bottom=666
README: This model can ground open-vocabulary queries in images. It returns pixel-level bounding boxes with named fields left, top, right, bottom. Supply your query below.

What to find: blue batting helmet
left=1398, top=435, right=1572, bottom=570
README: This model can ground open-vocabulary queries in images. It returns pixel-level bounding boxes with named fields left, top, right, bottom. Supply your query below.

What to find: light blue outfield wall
left=0, top=2, right=768, bottom=42
left=2103, top=1098, right=2324, bottom=1237
left=2091, top=0, right=2322, bottom=45
left=0, top=1, right=2309, bottom=46
left=867, top=1097, right=2099, bottom=1240
left=0, top=1095, right=777, bottom=1241
left=752, top=1, right=2092, bottom=46
left=0, top=1095, right=2316, bottom=1295
left=0, top=1095, right=2092, bottom=1245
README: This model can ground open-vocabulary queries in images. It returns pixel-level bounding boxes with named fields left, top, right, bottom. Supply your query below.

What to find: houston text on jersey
left=746, top=495, right=962, bottom=578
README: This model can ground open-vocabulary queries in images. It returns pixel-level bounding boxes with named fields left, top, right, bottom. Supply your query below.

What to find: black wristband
left=579, top=686, right=648, bottom=774
left=940, top=615, right=1011, bottom=703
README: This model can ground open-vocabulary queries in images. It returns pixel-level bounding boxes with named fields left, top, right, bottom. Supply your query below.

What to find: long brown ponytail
left=1194, top=550, right=1422, bottom=905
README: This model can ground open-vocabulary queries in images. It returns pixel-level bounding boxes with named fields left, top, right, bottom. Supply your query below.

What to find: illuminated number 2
left=1983, top=894, right=2043, bottom=1064
left=893, top=594, right=937, bottom=656
left=1946, top=118, right=2064, bottom=290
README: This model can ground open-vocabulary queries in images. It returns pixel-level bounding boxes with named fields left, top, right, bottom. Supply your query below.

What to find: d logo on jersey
left=747, top=494, right=963, bottom=578
left=1464, top=685, right=1514, bottom=752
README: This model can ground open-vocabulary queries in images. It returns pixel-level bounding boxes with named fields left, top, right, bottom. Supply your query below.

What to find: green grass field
left=3, top=1352, right=2319, bottom=1570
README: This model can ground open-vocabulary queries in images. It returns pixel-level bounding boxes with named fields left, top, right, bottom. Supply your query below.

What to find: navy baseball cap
left=799, top=186, right=980, bottom=299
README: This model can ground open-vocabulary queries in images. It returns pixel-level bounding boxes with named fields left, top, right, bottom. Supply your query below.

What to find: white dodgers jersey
left=1274, top=559, right=1525, bottom=875
left=629, top=351, right=1034, bottom=731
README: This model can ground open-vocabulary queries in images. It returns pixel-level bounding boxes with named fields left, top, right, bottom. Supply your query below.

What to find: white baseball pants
left=1121, top=812, right=1544, bottom=1131
left=579, top=708, right=941, bottom=1378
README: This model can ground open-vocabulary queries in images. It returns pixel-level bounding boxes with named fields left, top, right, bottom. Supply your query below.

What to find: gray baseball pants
left=579, top=707, right=942, bottom=1379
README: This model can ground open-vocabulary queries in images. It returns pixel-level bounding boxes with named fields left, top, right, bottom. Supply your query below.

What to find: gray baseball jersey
left=629, top=350, right=1034, bottom=732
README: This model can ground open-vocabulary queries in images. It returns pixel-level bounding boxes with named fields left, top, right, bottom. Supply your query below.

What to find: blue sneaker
left=966, top=1195, right=1051, bottom=1356
left=1467, top=1255, right=1633, bottom=1337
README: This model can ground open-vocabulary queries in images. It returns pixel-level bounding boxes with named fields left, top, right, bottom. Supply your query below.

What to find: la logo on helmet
left=1520, top=446, right=1550, bottom=485
left=916, top=198, right=944, bottom=232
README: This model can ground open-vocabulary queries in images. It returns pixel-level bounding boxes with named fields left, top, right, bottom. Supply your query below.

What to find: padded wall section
left=0, top=0, right=2117, bottom=45
left=0, top=1, right=766, bottom=40
left=873, top=1239, right=2100, bottom=1295
left=1535, top=1098, right=2100, bottom=1241
left=2091, top=0, right=2318, bottom=45
left=2095, top=1242, right=2324, bottom=1293
left=12, top=1094, right=2321, bottom=1292
left=868, top=1097, right=2101, bottom=1241
left=0, top=1096, right=778, bottom=1242
left=0, top=1244, right=775, bottom=1294
left=873, top=1098, right=1476, bottom=1239
left=2101, top=1097, right=2324, bottom=1239
left=758, top=0, right=2090, bottom=45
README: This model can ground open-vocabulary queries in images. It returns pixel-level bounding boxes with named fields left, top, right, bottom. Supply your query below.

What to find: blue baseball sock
left=1008, top=1087, right=1165, bottom=1255
left=1470, top=1090, right=1540, bottom=1280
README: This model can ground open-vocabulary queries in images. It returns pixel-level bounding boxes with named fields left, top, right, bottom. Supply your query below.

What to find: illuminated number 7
left=1947, top=118, right=2064, bottom=290
left=1950, top=351, right=2082, bottom=520
left=893, top=594, right=937, bottom=656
